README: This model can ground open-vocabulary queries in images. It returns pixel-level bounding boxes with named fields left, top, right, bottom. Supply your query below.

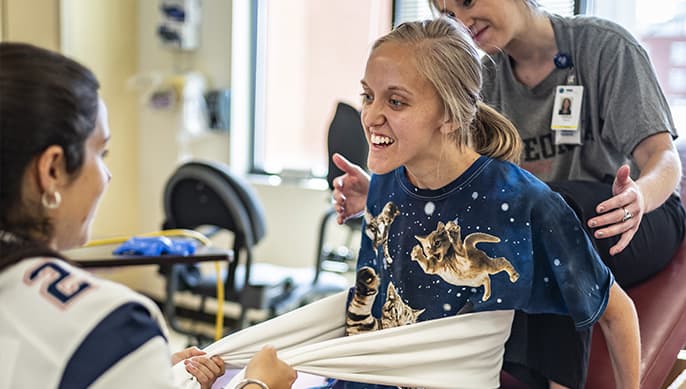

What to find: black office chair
left=161, top=160, right=291, bottom=334
left=314, top=102, right=369, bottom=282
left=161, top=160, right=349, bottom=337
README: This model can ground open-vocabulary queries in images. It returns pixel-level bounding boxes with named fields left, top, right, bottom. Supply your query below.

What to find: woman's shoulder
left=1, top=256, right=169, bottom=385
left=551, top=13, right=644, bottom=51
left=4, top=256, right=165, bottom=326
left=487, top=158, right=548, bottom=186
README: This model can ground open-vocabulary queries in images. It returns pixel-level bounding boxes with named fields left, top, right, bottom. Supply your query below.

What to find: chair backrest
left=163, top=160, right=267, bottom=246
left=161, top=160, right=271, bottom=330
left=326, top=102, right=368, bottom=189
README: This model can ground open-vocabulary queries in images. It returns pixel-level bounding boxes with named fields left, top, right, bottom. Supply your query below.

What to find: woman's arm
left=598, top=282, right=640, bottom=389
left=632, top=132, right=681, bottom=212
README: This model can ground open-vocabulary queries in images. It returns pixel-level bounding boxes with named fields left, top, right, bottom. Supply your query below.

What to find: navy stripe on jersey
left=59, top=302, right=166, bottom=389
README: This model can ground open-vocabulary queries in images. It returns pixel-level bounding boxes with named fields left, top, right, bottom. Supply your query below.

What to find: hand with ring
left=586, top=165, right=645, bottom=256
left=621, top=207, right=633, bottom=223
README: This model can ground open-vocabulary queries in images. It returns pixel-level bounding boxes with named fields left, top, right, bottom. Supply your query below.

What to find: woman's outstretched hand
left=587, top=165, right=645, bottom=256
left=332, top=153, right=370, bottom=224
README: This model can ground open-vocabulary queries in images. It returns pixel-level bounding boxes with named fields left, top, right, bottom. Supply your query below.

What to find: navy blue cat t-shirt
left=338, top=156, right=613, bottom=389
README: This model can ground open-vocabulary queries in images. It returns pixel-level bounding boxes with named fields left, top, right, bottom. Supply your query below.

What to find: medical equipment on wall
left=128, top=70, right=210, bottom=162
left=158, top=0, right=201, bottom=50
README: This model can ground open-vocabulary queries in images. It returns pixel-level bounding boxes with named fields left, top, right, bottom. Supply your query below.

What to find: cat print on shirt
left=364, top=202, right=400, bottom=266
left=346, top=266, right=425, bottom=336
left=346, top=266, right=381, bottom=335
left=411, top=220, right=519, bottom=301
left=381, top=282, right=425, bottom=328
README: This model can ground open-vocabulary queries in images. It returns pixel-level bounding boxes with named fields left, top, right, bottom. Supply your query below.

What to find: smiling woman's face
left=360, top=41, right=449, bottom=176
left=50, top=99, right=112, bottom=250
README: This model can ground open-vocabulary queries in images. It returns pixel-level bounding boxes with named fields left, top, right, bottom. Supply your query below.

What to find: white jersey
left=0, top=257, right=178, bottom=389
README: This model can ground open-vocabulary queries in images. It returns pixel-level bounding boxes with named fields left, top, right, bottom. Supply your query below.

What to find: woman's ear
left=439, top=119, right=455, bottom=135
left=35, top=145, right=66, bottom=192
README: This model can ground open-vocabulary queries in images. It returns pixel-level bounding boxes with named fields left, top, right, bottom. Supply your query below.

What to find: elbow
left=600, top=283, right=638, bottom=330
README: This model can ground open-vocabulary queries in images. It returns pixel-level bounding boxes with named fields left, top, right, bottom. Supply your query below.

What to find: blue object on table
left=113, top=236, right=197, bottom=256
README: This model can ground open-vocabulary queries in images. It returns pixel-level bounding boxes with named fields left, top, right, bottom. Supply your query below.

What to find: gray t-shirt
left=482, top=14, right=677, bottom=183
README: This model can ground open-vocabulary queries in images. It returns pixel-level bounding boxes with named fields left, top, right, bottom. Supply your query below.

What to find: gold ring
left=622, top=207, right=633, bottom=222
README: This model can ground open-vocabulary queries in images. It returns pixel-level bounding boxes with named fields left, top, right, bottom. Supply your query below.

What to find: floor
left=665, top=352, right=686, bottom=389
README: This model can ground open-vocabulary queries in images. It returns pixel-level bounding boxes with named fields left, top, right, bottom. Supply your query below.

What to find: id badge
left=551, top=85, right=583, bottom=145
left=555, top=129, right=580, bottom=145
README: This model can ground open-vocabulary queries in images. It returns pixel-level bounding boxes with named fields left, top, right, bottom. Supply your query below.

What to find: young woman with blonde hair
left=336, top=17, right=639, bottom=389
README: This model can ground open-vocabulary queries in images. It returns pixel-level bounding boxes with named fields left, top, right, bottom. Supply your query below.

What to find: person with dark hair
left=0, top=42, right=296, bottom=389
left=330, top=1, right=681, bottom=388
left=558, top=97, right=572, bottom=115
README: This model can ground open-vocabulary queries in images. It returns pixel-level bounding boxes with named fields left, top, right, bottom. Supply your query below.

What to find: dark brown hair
left=0, top=42, right=99, bottom=270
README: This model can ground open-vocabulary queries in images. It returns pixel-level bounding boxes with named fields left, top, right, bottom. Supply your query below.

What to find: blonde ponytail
left=471, top=102, right=522, bottom=164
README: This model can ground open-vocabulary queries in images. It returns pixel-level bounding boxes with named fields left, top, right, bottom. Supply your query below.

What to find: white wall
left=136, top=0, right=334, bottom=270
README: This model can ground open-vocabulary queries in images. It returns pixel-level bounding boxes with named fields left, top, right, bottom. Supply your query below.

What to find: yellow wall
left=61, top=0, right=140, bottom=238
left=1, top=0, right=138, bottom=238
left=1, top=0, right=59, bottom=50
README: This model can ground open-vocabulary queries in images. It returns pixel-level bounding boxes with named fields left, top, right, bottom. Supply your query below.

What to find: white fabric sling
left=172, top=292, right=514, bottom=389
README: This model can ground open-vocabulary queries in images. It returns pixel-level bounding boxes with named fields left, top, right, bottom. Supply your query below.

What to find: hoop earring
left=41, top=191, right=62, bottom=209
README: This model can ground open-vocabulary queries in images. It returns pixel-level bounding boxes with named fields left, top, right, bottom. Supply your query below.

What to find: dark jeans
left=504, top=180, right=686, bottom=389
left=550, top=180, right=685, bottom=287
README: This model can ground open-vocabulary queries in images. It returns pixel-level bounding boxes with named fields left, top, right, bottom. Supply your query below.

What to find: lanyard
left=566, top=67, right=577, bottom=86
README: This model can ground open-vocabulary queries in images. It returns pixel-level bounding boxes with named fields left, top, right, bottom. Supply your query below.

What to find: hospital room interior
left=4, top=0, right=686, bottom=388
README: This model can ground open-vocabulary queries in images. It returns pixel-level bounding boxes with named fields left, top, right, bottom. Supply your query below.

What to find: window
left=392, top=0, right=584, bottom=27
left=592, top=0, right=686, bottom=136
left=241, top=1, right=586, bottom=179
left=670, top=41, right=686, bottom=65
left=249, top=1, right=392, bottom=179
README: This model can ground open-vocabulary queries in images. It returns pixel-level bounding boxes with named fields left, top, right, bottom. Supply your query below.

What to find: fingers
left=589, top=202, right=638, bottom=233
left=332, top=188, right=346, bottom=205
left=185, top=346, right=206, bottom=358
left=171, top=346, right=206, bottom=365
left=332, top=153, right=355, bottom=174
left=185, top=355, right=225, bottom=389
left=609, top=230, right=635, bottom=256
left=588, top=172, right=644, bottom=248
left=336, top=213, right=345, bottom=225
left=246, top=346, right=297, bottom=389
left=580, top=166, right=647, bottom=256
left=590, top=210, right=637, bottom=238
left=595, top=189, right=638, bottom=216
left=211, top=355, right=226, bottom=375
left=613, top=164, right=631, bottom=189
left=587, top=198, right=640, bottom=257
left=331, top=154, right=369, bottom=225
left=332, top=153, right=368, bottom=180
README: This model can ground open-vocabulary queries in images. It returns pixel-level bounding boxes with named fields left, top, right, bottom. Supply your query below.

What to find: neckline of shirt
left=395, top=156, right=492, bottom=200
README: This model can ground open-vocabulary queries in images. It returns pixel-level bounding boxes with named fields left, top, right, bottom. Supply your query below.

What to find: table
left=65, top=243, right=233, bottom=336
left=65, top=244, right=232, bottom=268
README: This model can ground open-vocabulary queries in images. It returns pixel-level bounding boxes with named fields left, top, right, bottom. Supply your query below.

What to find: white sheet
left=172, top=291, right=514, bottom=389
